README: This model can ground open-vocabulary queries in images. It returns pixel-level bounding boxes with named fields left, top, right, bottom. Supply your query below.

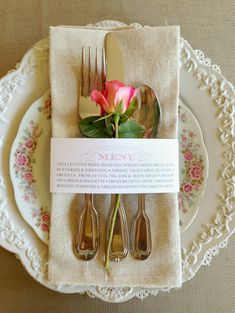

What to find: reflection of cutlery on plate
left=131, top=85, right=162, bottom=260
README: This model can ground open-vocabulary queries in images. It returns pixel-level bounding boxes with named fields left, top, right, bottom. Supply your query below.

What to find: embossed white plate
left=0, top=21, right=234, bottom=303
left=9, top=93, right=208, bottom=244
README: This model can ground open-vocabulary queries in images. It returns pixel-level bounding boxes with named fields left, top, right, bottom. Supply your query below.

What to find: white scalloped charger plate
left=0, top=21, right=234, bottom=303
left=9, top=93, right=208, bottom=244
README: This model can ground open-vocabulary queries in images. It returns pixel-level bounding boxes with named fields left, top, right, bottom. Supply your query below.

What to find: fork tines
left=81, top=47, right=106, bottom=97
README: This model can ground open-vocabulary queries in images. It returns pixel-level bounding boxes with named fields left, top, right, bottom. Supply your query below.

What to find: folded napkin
left=49, top=25, right=182, bottom=287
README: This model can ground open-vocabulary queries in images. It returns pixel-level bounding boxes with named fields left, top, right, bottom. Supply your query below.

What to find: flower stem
left=114, top=114, right=119, bottom=138
left=105, top=114, right=120, bottom=273
left=105, top=194, right=121, bottom=272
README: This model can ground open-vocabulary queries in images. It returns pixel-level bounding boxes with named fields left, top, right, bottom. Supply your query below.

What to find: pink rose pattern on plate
left=13, top=96, right=52, bottom=235
left=31, top=206, right=50, bottom=233
left=178, top=105, right=204, bottom=226
left=13, top=121, right=42, bottom=202
left=38, top=95, right=51, bottom=120
left=178, top=107, right=187, bottom=124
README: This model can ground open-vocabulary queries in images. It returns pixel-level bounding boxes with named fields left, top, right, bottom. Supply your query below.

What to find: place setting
left=0, top=20, right=234, bottom=302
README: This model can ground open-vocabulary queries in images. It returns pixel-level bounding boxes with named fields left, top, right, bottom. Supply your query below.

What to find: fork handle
left=131, top=194, right=152, bottom=260
left=75, top=194, right=99, bottom=261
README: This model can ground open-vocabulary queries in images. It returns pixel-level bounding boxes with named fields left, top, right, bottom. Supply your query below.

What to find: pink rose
left=25, top=139, right=35, bottom=149
left=184, top=150, right=194, bottom=161
left=183, top=183, right=193, bottom=193
left=91, top=80, right=137, bottom=115
left=190, top=165, right=202, bottom=180
left=24, top=172, right=33, bottom=182
left=41, top=224, right=49, bottom=232
left=15, top=153, right=28, bottom=166
left=41, top=212, right=50, bottom=223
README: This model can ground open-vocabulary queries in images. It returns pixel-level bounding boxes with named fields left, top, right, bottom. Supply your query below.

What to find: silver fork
left=74, top=47, right=106, bottom=260
left=81, top=47, right=106, bottom=97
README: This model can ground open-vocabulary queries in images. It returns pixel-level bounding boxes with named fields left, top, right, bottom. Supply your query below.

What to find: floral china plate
left=0, top=20, right=234, bottom=303
left=178, top=103, right=208, bottom=232
left=9, top=90, right=51, bottom=244
left=9, top=91, right=208, bottom=244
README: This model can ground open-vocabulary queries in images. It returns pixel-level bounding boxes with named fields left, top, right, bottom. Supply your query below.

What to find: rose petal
left=114, top=86, right=135, bottom=112
left=127, top=87, right=137, bottom=109
left=91, top=90, right=110, bottom=113
left=105, top=80, right=125, bottom=110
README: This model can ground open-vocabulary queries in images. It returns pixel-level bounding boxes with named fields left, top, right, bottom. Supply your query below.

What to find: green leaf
left=105, top=114, right=113, bottom=132
left=125, top=97, right=138, bottom=117
left=115, top=100, right=124, bottom=114
left=113, top=113, right=120, bottom=125
left=79, top=116, right=113, bottom=138
left=118, top=120, right=145, bottom=138
left=120, top=97, right=138, bottom=123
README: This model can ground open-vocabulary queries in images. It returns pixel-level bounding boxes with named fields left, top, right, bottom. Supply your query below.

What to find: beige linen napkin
left=49, top=25, right=182, bottom=287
